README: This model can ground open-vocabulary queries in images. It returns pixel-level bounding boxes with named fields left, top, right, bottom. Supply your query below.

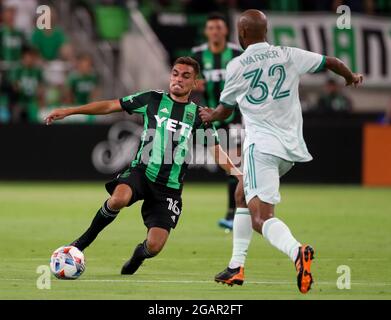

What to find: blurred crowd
left=0, top=0, right=100, bottom=124
left=140, top=0, right=391, bottom=15
left=1, top=0, right=390, bottom=125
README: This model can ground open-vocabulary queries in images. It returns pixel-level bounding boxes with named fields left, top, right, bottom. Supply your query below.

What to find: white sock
left=229, top=208, right=253, bottom=269
left=262, top=217, right=301, bottom=262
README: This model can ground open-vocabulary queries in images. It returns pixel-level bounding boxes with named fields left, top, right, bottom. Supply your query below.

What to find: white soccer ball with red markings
left=50, top=246, right=85, bottom=279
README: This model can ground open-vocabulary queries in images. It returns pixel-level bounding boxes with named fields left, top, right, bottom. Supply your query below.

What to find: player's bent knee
left=251, top=214, right=275, bottom=234
left=147, top=228, right=169, bottom=255
left=251, top=215, right=264, bottom=233
left=147, top=238, right=165, bottom=255
left=109, top=185, right=132, bottom=210
left=109, top=194, right=130, bottom=210
left=248, top=197, right=274, bottom=233
left=109, top=196, right=128, bottom=209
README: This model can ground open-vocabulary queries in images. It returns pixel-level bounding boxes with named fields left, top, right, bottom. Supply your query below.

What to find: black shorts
left=105, top=166, right=183, bottom=232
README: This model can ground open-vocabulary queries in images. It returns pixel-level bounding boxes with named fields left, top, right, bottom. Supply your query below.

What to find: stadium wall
left=0, top=120, right=367, bottom=184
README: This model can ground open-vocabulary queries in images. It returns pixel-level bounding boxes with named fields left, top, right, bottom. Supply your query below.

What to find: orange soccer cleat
left=295, top=245, right=315, bottom=294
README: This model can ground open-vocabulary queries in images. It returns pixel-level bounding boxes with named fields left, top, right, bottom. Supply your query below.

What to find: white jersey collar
left=245, top=42, right=271, bottom=51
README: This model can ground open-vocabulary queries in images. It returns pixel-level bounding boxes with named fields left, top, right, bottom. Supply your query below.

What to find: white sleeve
left=287, top=47, right=326, bottom=75
left=219, top=60, right=240, bottom=109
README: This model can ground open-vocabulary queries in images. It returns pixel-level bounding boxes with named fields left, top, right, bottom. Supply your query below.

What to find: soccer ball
left=50, top=246, right=85, bottom=280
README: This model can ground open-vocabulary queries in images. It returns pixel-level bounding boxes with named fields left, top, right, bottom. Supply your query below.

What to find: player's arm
left=199, top=105, right=233, bottom=123
left=289, top=47, right=363, bottom=87
left=209, top=144, right=242, bottom=178
left=200, top=120, right=241, bottom=178
left=44, top=99, right=122, bottom=125
left=324, top=57, right=363, bottom=87
left=199, top=59, right=239, bottom=123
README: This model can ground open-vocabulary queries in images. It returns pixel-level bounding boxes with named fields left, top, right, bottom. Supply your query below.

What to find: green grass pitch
left=0, top=182, right=390, bottom=300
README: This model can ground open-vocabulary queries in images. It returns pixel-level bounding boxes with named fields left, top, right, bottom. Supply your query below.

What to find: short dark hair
left=206, top=12, right=228, bottom=25
left=173, top=56, right=200, bottom=77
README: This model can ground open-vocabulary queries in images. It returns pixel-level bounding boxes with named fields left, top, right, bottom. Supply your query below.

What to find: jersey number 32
left=243, top=64, right=290, bottom=105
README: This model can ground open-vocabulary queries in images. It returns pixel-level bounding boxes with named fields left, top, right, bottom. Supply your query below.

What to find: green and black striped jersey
left=119, top=90, right=219, bottom=190
left=192, top=42, right=242, bottom=126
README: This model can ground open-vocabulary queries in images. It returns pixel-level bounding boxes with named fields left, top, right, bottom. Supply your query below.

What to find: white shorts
left=243, top=143, right=294, bottom=205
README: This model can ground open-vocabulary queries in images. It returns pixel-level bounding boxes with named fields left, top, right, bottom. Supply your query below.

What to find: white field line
left=3, top=257, right=390, bottom=262
left=1, top=278, right=390, bottom=287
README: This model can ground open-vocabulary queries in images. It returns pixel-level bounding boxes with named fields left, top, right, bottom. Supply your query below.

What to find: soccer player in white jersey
left=200, top=10, right=363, bottom=294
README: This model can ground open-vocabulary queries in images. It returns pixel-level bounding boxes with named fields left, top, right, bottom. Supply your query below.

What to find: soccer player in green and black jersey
left=10, top=48, right=44, bottom=123
left=191, top=13, right=242, bottom=230
left=0, top=6, right=25, bottom=67
left=66, top=54, right=99, bottom=123
left=0, top=6, right=26, bottom=118
left=45, top=57, right=243, bottom=275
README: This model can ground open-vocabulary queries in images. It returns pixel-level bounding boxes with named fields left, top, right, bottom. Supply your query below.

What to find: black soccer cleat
left=215, top=266, right=244, bottom=286
left=121, top=243, right=145, bottom=275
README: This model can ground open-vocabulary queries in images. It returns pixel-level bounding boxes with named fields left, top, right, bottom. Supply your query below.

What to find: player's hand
left=199, top=107, right=215, bottom=124
left=346, top=73, right=363, bottom=88
left=44, top=108, right=70, bottom=125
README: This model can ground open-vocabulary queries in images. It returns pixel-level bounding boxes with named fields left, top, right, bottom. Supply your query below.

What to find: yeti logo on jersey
left=203, top=69, right=226, bottom=82
left=154, top=115, right=193, bottom=137
left=185, top=112, right=194, bottom=122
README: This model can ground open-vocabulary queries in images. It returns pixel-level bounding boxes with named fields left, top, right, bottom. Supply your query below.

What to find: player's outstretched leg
left=215, top=208, right=252, bottom=286
left=71, top=184, right=132, bottom=251
left=248, top=197, right=315, bottom=294
left=215, top=183, right=253, bottom=286
left=121, top=227, right=169, bottom=275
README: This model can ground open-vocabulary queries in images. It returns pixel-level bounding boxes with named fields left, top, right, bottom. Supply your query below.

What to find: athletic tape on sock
left=235, top=208, right=250, bottom=215
left=100, top=200, right=120, bottom=218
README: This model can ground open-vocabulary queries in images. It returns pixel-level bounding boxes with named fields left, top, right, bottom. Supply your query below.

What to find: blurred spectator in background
left=314, top=79, right=353, bottom=114
left=0, top=4, right=25, bottom=68
left=225, top=0, right=390, bottom=14
left=9, top=47, right=44, bottom=123
left=66, top=54, right=100, bottom=105
left=3, top=0, right=38, bottom=36
left=30, top=7, right=74, bottom=110
left=65, top=54, right=100, bottom=123
left=30, top=8, right=70, bottom=62
left=0, top=3, right=26, bottom=121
